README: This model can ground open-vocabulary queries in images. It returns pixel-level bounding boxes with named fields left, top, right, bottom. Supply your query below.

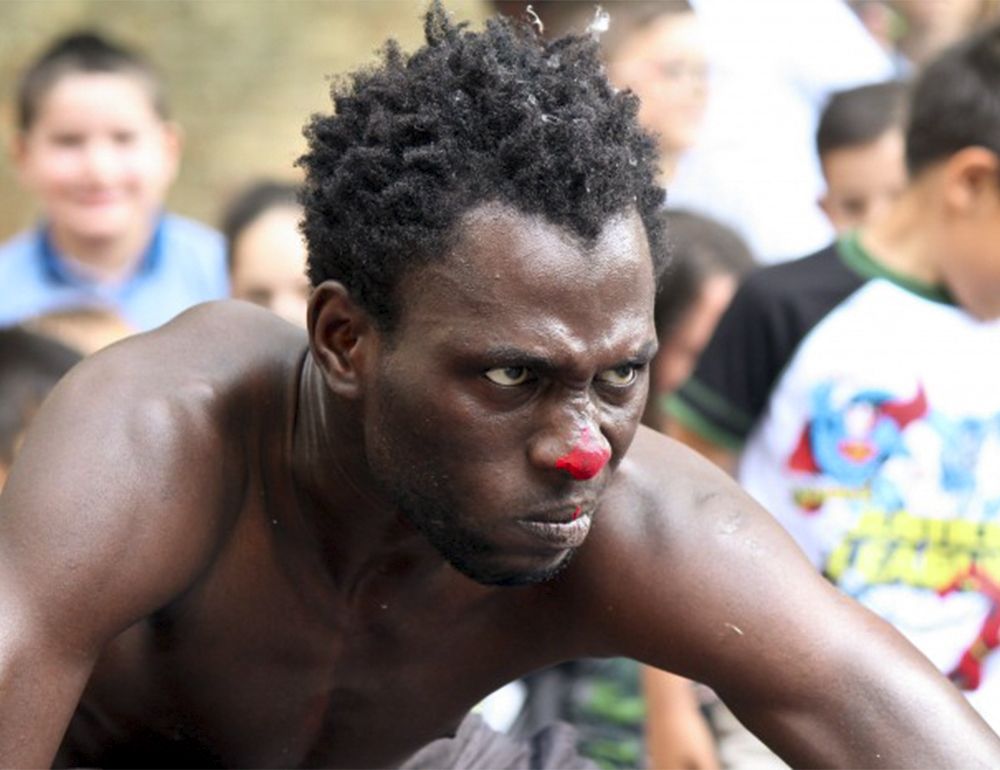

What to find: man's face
left=15, top=72, right=179, bottom=254
left=820, top=128, right=907, bottom=233
left=363, top=205, right=657, bottom=586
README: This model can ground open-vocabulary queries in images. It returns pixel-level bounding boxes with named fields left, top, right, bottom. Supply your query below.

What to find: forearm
left=0, top=620, right=93, bottom=767
left=722, top=617, right=1000, bottom=768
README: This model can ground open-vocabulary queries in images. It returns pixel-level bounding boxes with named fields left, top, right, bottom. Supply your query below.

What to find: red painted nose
left=554, top=428, right=610, bottom=480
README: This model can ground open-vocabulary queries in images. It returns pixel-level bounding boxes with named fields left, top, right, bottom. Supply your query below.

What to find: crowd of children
left=3, top=2, right=1000, bottom=767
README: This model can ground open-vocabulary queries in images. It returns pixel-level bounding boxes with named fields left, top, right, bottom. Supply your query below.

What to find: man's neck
left=47, top=218, right=158, bottom=283
left=288, top=355, right=446, bottom=593
left=857, top=185, right=943, bottom=286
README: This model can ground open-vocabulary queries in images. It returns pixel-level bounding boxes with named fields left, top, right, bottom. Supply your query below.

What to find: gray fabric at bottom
left=398, top=712, right=599, bottom=770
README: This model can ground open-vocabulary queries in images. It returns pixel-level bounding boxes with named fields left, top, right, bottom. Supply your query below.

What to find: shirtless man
left=1, top=6, right=998, bottom=768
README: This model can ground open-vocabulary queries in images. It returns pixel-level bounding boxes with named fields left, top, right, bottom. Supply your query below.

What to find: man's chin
left=446, top=547, right=575, bottom=587
left=394, top=496, right=576, bottom=586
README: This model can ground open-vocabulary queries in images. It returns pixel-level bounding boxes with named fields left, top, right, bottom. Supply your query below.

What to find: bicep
left=1, top=409, right=215, bottom=647
left=0, top=354, right=230, bottom=668
left=0, top=452, right=117, bottom=767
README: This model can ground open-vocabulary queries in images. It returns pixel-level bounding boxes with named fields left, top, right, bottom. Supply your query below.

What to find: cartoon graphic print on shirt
left=786, top=380, right=1000, bottom=689
left=788, top=382, right=928, bottom=510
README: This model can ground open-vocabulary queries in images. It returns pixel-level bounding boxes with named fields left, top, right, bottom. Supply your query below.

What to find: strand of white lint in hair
left=525, top=4, right=544, bottom=35
left=587, top=5, right=610, bottom=39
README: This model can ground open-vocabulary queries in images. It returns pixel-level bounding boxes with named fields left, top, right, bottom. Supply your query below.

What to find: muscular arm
left=580, top=428, right=1000, bottom=768
left=639, top=419, right=735, bottom=769
left=0, top=340, right=235, bottom=766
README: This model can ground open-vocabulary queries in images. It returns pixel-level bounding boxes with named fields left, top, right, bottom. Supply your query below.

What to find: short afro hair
left=298, top=1, right=665, bottom=331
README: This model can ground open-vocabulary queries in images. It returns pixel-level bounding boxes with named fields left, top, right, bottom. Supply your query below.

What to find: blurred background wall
left=0, top=0, right=488, bottom=239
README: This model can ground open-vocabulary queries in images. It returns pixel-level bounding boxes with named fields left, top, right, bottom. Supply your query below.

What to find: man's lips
left=517, top=515, right=591, bottom=550
left=523, top=504, right=589, bottom=525
left=517, top=505, right=593, bottom=549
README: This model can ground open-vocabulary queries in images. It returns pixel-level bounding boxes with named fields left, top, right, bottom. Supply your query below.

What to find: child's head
left=0, top=327, right=81, bottom=490
left=223, top=181, right=309, bottom=328
left=887, top=0, right=998, bottom=66
left=12, top=31, right=180, bottom=264
left=906, top=20, right=1000, bottom=318
left=603, top=1, right=707, bottom=181
left=22, top=306, right=134, bottom=355
left=645, top=209, right=755, bottom=428
left=817, top=81, right=909, bottom=233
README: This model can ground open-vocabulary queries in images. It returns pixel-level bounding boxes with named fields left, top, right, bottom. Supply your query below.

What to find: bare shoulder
left=51, top=300, right=304, bottom=445
left=564, top=426, right=842, bottom=676
left=110, top=298, right=308, bottom=382
left=19, top=300, right=305, bottom=505
left=591, top=425, right=744, bottom=551
left=0, top=300, right=306, bottom=648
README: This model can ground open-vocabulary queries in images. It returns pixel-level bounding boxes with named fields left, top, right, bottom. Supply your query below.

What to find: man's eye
left=484, top=366, right=533, bottom=386
left=595, top=364, right=639, bottom=387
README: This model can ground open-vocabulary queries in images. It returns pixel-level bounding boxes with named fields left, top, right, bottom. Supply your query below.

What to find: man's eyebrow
left=479, top=346, right=557, bottom=372
left=479, top=340, right=660, bottom=370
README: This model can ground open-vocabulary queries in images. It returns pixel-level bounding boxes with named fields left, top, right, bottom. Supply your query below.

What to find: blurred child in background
left=21, top=306, right=133, bottom=356
left=0, top=328, right=81, bottom=491
left=668, top=0, right=895, bottom=263
left=853, top=0, right=1000, bottom=74
left=222, top=180, right=309, bottom=328
left=602, top=1, right=708, bottom=187
left=646, top=209, right=756, bottom=428
left=817, top=80, right=909, bottom=233
left=0, top=31, right=228, bottom=331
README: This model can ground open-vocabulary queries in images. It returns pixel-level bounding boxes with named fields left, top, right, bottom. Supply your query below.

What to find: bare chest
left=60, top=522, right=559, bottom=768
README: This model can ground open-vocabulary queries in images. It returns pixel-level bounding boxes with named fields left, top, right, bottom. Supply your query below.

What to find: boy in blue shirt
left=1, top=32, right=228, bottom=331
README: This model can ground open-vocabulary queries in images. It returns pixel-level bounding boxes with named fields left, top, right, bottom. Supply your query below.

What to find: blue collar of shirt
left=38, top=215, right=166, bottom=287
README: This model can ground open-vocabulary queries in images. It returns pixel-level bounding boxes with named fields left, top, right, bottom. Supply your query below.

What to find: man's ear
left=307, top=281, right=376, bottom=399
left=943, top=146, right=1000, bottom=215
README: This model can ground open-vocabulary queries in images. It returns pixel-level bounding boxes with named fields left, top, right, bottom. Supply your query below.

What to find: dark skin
left=0, top=203, right=998, bottom=769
